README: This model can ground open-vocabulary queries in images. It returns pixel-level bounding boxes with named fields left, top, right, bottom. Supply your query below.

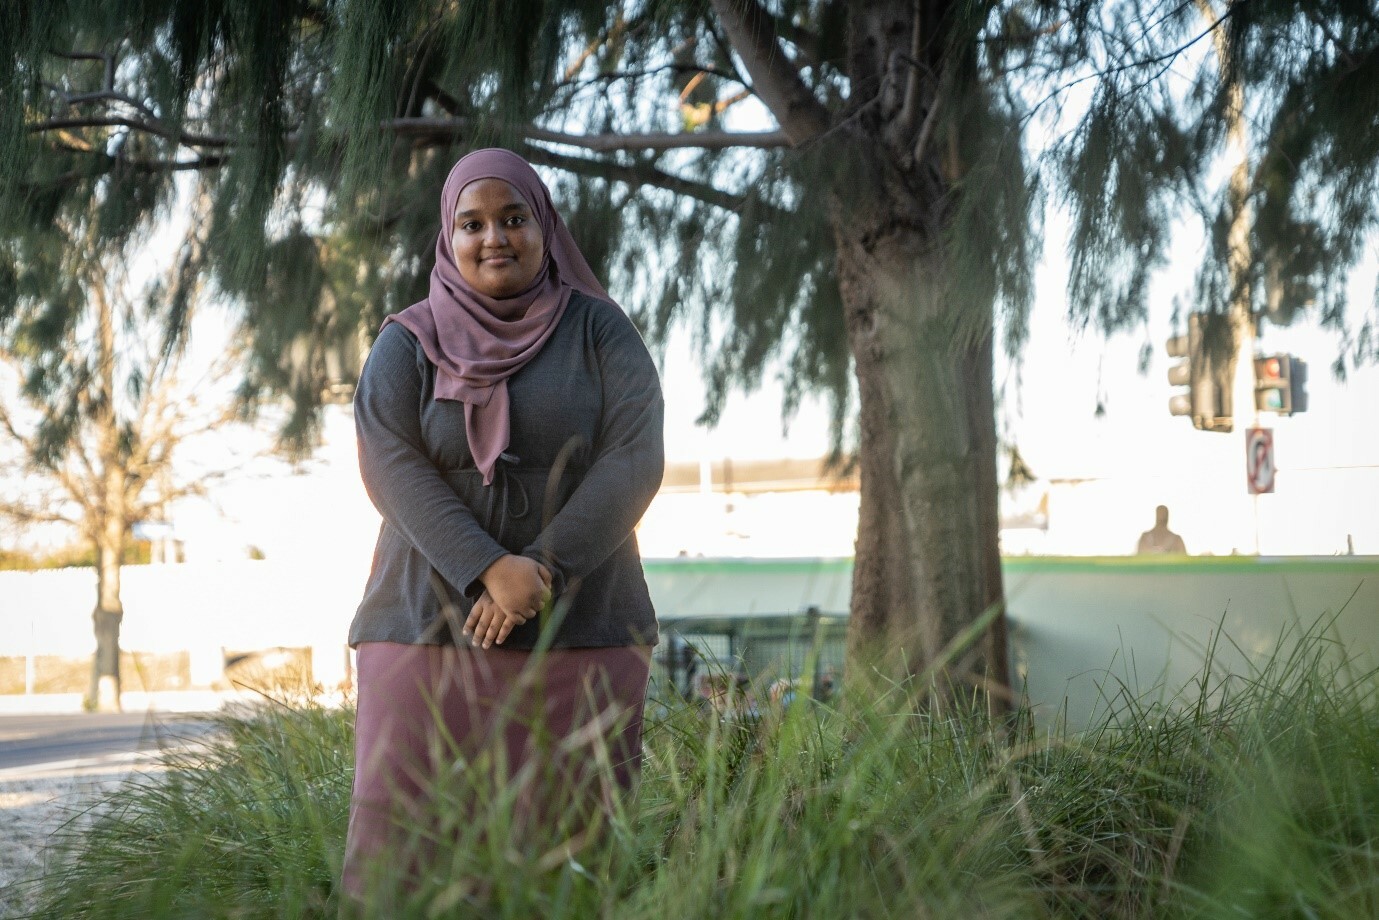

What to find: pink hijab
left=384, top=148, right=615, bottom=485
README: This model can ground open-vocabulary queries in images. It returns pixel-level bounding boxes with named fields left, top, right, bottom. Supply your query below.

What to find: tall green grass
left=21, top=626, right=1379, bottom=919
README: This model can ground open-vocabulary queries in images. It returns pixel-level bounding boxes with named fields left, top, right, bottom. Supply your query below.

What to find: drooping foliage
left=2, top=3, right=1376, bottom=439
left=1056, top=0, right=1379, bottom=365
left=4, top=2, right=1371, bottom=453
left=0, top=0, right=1048, bottom=454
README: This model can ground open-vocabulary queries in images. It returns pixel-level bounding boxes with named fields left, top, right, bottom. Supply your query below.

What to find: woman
left=341, top=148, right=664, bottom=901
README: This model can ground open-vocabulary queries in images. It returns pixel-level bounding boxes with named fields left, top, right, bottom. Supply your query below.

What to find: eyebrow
left=456, top=202, right=531, bottom=218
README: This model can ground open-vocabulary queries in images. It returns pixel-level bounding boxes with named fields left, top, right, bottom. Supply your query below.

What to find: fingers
left=479, top=609, right=504, bottom=649
left=511, top=559, right=547, bottom=609
left=464, top=593, right=499, bottom=644
left=462, top=592, right=489, bottom=640
left=464, top=596, right=534, bottom=649
left=495, top=613, right=520, bottom=646
left=464, top=602, right=495, bottom=648
left=486, top=608, right=537, bottom=648
left=463, top=590, right=504, bottom=638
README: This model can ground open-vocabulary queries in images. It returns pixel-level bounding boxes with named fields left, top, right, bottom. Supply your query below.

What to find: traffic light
left=1254, top=354, right=1291, bottom=413
left=1254, top=354, right=1308, bottom=415
left=1167, top=312, right=1232, bottom=432
left=1290, top=357, right=1308, bottom=414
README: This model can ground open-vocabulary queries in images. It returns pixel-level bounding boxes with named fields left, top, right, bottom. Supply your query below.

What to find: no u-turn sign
left=1246, top=427, right=1275, bottom=494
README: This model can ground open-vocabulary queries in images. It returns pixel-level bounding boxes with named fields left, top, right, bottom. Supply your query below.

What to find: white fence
left=3, top=556, right=1378, bottom=728
left=1, top=560, right=365, bottom=690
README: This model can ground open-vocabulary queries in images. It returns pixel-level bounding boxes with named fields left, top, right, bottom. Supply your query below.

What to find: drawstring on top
left=425, top=454, right=530, bottom=646
left=486, top=452, right=530, bottom=547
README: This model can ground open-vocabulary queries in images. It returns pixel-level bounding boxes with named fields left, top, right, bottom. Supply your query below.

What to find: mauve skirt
left=340, top=641, right=652, bottom=899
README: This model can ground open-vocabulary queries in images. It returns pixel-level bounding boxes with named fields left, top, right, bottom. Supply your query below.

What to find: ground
left=0, top=760, right=143, bottom=917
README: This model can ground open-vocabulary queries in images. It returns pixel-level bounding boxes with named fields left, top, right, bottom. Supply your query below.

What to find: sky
left=651, top=200, right=1379, bottom=483
left=1006, top=212, right=1379, bottom=483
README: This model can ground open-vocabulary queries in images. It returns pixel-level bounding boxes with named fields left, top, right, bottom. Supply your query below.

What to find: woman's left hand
left=463, top=590, right=532, bottom=649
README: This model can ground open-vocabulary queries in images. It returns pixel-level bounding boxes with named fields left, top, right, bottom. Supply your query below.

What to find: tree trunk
left=89, top=523, right=124, bottom=713
left=87, top=265, right=125, bottom=713
left=834, top=149, right=1008, bottom=708
left=827, top=2, right=1010, bottom=709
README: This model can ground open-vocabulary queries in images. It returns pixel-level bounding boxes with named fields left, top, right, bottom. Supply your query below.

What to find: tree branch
left=46, top=146, right=230, bottom=175
left=0, top=398, right=26, bottom=444
left=520, top=143, right=783, bottom=218
left=561, top=11, right=656, bottom=81
left=898, top=0, right=928, bottom=137
left=50, top=48, right=115, bottom=91
left=125, top=391, right=176, bottom=486
left=527, top=123, right=792, bottom=152
left=128, top=154, right=229, bottom=172
left=0, top=499, right=78, bottom=528
left=912, top=88, right=944, bottom=167
left=55, top=463, right=98, bottom=518
left=33, top=105, right=790, bottom=170
left=49, top=50, right=108, bottom=62
left=385, top=116, right=790, bottom=152
left=1025, top=5, right=1240, bottom=122
left=553, top=63, right=748, bottom=94
left=29, top=114, right=230, bottom=149
left=708, top=0, right=832, bottom=145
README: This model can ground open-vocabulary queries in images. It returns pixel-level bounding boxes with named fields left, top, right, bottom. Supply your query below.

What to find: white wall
left=5, top=557, right=1377, bottom=734
left=0, top=560, right=367, bottom=689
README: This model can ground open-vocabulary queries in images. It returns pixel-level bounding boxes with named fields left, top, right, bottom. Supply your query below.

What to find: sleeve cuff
left=458, top=547, right=510, bottom=599
left=521, top=548, right=566, bottom=598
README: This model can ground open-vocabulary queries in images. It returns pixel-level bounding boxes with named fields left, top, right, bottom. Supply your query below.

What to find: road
left=0, top=712, right=219, bottom=775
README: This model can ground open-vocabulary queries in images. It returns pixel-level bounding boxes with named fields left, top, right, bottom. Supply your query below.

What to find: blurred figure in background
left=1137, top=505, right=1188, bottom=555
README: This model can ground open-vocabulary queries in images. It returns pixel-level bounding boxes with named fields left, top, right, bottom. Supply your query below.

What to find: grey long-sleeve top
left=348, top=291, right=664, bottom=650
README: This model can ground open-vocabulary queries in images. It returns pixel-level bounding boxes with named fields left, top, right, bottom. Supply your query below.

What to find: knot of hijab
left=383, top=148, right=616, bottom=485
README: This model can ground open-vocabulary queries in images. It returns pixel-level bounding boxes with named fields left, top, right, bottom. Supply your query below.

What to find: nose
left=482, top=221, right=508, bottom=247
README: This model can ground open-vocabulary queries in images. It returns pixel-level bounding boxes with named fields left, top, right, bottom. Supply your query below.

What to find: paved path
left=0, top=712, right=217, bottom=777
left=0, top=712, right=222, bottom=916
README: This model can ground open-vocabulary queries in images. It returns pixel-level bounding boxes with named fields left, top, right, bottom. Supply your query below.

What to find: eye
left=459, top=220, right=481, bottom=232
left=504, top=215, right=526, bottom=227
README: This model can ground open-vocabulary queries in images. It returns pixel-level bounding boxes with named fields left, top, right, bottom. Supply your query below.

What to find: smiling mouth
left=481, top=254, right=515, bottom=264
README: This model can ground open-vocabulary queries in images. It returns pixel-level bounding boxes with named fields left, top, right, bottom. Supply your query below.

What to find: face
left=450, top=178, right=545, bottom=298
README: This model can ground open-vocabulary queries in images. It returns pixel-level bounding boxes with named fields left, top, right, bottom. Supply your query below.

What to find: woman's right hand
left=478, top=553, right=552, bottom=620
left=464, top=590, right=529, bottom=649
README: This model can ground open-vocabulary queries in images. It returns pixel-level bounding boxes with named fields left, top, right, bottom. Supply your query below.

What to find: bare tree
left=0, top=206, right=239, bottom=711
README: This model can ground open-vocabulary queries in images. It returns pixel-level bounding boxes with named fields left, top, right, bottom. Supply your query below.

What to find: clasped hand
left=465, top=554, right=552, bottom=649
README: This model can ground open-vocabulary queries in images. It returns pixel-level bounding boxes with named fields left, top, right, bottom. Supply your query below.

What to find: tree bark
left=831, top=115, right=1008, bottom=709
